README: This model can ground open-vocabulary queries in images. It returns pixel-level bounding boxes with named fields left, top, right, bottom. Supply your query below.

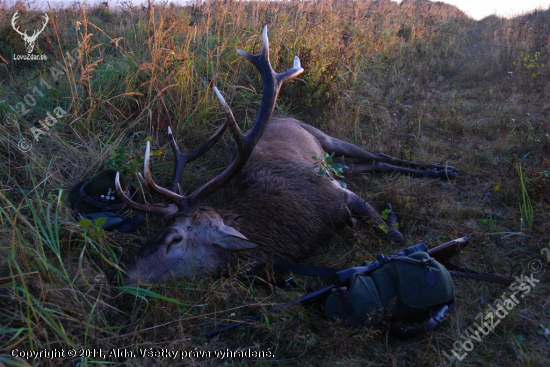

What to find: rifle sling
left=271, top=262, right=513, bottom=286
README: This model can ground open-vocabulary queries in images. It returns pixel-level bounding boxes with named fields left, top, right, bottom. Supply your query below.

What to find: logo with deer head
left=11, top=11, right=49, bottom=54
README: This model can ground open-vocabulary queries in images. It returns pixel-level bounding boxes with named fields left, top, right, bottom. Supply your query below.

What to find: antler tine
left=168, top=122, right=228, bottom=193
left=213, top=86, right=245, bottom=149
left=114, top=172, right=178, bottom=217
left=277, top=55, right=303, bottom=84
left=141, top=141, right=187, bottom=205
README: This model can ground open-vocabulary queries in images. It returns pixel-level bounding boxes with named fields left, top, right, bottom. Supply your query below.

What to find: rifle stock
left=333, top=237, right=469, bottom=285
left=427, top=236, right=468, bottom=263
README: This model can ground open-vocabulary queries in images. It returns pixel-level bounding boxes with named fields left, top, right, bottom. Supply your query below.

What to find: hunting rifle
left=208, top=236, right=512, bottom=337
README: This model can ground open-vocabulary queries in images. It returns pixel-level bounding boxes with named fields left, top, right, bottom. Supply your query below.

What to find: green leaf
left=380, top=208, right=390, bottom=220
left=79, top=218, right=92, bottom=229
left=90, top=228, right=105, bottom=239
left=95, top=217, right=107, bottom=227
left=378, top=223, right=389, bottom=234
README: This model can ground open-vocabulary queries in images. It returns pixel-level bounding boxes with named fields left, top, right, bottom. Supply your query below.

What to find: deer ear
left=212, top=225, right=258, bottom=251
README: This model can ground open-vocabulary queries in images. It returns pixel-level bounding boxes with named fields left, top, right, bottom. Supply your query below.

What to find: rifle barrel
left=208, top=285, right=336, bottom=337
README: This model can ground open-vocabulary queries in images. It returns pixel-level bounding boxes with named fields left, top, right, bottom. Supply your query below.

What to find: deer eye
left=165, top=236, right=183, bottom=254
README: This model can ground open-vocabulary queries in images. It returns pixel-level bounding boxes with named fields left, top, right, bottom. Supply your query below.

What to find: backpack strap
left=389, top=300, right=455, bottom=339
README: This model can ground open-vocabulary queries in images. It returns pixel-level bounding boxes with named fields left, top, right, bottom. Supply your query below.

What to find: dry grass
left=1, top=0, right=549, bottom=366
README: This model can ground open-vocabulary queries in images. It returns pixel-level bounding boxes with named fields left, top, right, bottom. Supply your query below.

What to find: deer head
left=115, top=27, right=303, bottom=283
left=12, top=11, right=49, bottom=54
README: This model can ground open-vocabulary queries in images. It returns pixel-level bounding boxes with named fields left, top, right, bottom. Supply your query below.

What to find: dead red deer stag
left=115, top=27, right=457, bottom=284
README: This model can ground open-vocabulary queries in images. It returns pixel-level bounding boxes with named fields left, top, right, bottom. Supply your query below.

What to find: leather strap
left=389, top=301, right=455, bottom=339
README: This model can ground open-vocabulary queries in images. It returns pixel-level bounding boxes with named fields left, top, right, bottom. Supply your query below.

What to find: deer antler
left=11, top=11, right=27, bottom=38
left=116, top=26, right=303, bottom=217
left=29, top=13, right=49, bottom=41
left=11, top=12, right=49, bottom=41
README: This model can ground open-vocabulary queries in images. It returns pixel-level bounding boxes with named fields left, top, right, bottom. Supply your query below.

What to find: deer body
left=117, top=28, right=456, bottom=284
left=219, top=119, right=352, bottom=260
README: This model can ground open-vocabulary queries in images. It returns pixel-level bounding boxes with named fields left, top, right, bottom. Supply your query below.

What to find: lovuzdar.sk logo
left=11, top=11, right=49, bottom=61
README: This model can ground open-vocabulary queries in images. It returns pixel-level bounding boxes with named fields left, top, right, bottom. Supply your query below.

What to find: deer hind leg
left=297, top=122, right=458, bottom=179
left=346, top=191, right=404, bottom=244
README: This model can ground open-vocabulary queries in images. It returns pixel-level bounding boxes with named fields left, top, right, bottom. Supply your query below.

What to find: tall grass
left=517, top=164, right=534, bottom=230
left=1, top=0, right=549, bottom=365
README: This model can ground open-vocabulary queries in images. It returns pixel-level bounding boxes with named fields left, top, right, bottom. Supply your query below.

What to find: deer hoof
left=428, top=164, right=458, bottom=179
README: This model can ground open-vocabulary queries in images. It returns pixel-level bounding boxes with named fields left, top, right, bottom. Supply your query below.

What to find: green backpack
left=325, top=247, right=455, bottom=338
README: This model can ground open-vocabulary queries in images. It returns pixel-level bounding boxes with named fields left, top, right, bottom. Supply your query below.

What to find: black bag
left=68, top=169, right=144, bottom=233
